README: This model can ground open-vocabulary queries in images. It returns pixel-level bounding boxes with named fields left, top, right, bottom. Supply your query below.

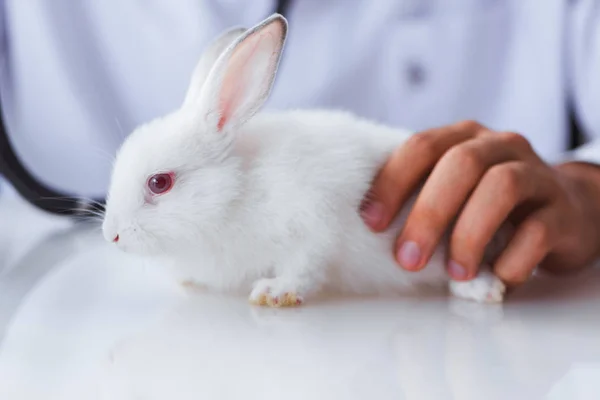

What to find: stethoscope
left=0, top=0, right=584, bottom=217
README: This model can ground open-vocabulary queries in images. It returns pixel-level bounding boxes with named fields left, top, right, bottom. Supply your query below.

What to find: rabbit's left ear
left=193, top=14, right=288, bottom=133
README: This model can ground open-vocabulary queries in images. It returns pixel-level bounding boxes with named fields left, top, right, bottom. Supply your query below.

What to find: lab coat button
left=406, top=62, right=426, bottom=87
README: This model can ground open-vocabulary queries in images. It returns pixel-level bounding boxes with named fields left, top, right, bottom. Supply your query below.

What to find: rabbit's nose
left=101, top=216, right=120, bottom=244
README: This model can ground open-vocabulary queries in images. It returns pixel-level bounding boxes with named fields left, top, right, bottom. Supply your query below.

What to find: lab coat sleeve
left=0, top=0, right=5, bottom=190
left=562, top=0, right=600, bottom=165
left=0, top=0, right=5, bottom=61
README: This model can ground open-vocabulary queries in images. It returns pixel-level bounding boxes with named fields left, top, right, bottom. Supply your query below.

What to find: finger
left=448, top=160, right=555, bottom=280
left=361, top=120, right=486, bottom=232
left=493, top=207, right=559, bottom=286
left=394, top=133, right=526, bottom=271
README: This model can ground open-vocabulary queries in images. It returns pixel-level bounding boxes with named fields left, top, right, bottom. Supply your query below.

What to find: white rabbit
left=102, top=14, right=506, bottom=307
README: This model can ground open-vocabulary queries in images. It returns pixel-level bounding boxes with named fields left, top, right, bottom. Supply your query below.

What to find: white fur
left=102, top=14, right=505, bottom=305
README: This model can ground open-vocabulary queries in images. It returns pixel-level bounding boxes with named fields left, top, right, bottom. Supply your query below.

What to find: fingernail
left=360, top=200, right=384, bottom=228
left=396, top=241, right=421, bottom=269
left=448, top=260, right=469, bottom=280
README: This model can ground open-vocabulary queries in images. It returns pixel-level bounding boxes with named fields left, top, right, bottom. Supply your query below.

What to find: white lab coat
left=0, top=0, right=599, bottom=198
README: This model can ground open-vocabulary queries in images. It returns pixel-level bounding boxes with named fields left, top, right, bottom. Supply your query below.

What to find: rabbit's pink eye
left=147, top=173, right=174, bottom=195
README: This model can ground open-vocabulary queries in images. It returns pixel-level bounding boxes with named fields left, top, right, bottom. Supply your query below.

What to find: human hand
left=361, top=120, right=600, bottom=286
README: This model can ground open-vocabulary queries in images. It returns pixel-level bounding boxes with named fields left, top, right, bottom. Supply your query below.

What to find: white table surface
left=0, top=192, right=599, bottom=400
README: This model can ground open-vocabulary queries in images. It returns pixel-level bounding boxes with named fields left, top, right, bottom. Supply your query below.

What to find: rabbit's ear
left=195, top=14, right=288, bottom=133
left=182, top=27, right=247, bottom=107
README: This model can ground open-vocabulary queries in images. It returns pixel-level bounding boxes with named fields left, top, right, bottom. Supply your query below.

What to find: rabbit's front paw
left=449, top=269, right=506, bottom=304
left=249, top=278, right=305, bottom=307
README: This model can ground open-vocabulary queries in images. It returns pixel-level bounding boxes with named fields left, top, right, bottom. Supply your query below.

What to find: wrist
left=554, top=161, right=600, bottom=262
left=555, top=161, right=600, bottom=201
